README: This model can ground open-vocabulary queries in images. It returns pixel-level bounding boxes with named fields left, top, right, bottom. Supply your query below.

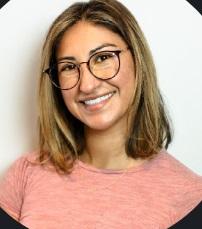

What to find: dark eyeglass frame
left=43, top=48, right=129, bottom=90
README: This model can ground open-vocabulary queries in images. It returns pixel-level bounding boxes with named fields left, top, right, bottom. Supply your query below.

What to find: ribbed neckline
left=75, top=151, right=164, bottom=174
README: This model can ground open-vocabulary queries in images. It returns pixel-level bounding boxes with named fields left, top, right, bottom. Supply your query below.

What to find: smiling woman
left=0, top=0, right=201, bottom=228
left=57, top=21, right=136, bottom=131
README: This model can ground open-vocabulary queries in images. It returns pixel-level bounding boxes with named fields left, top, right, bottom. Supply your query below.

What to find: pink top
left=0, top=150, right=202, bottom=229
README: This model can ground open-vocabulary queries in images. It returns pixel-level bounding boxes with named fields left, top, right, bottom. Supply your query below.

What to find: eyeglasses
left=43, top=48, right=128, bottom=90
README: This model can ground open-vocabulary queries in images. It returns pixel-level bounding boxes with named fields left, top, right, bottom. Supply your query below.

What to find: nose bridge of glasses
left=78, top=61, right=89, bottom=69
left=77, top=60, right=92, bottom=77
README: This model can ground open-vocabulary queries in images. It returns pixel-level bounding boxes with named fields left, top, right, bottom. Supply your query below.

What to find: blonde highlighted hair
left=38, top=0, right=172, bottom=173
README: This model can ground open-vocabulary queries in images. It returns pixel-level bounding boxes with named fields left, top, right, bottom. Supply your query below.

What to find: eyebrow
left=57, top=43, right=118, bottom=62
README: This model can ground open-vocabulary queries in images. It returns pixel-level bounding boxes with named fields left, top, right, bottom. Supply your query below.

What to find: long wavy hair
left=38, top=0, right=172, bottom=173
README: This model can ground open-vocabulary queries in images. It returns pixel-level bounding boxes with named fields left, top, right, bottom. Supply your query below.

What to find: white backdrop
left=0, top=0, right=201, bottom=175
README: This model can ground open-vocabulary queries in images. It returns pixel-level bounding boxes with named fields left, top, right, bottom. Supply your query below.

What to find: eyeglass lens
left=49, top=51, right=120, bottom=90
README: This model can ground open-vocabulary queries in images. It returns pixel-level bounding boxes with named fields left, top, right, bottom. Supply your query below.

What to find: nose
left=78, top=62, right=102, bottom=93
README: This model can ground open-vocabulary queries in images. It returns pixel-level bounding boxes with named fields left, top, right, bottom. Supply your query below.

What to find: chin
left=84, top=119, right=118, bottom=131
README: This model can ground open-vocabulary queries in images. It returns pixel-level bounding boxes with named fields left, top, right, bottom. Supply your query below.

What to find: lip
left=79, top=91, right=116, bottom=103
left=80, top=91, right=116, bottom=112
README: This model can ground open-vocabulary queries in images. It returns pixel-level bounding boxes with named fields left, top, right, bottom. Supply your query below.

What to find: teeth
left=84, top=93, right=113, bottom=105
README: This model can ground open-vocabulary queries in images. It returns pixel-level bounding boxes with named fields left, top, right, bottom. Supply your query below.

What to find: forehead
left=56, top=21, right=126, bottom=59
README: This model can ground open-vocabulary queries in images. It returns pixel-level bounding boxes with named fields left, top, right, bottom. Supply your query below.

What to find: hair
left=38, top=0, right=172, bottom=174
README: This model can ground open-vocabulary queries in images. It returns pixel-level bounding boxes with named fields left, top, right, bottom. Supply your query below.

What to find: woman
left=0, top=0, right=201, bottom=228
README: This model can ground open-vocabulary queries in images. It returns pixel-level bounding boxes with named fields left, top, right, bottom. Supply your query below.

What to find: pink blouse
left=0, top=150, right=201, bottom=229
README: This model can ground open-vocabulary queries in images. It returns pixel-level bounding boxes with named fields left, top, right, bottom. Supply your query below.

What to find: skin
left=57, top=21, right=146, bottom=169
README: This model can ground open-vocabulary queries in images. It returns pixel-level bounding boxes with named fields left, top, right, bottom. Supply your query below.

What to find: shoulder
left=19, top=150, right=40, bottom=163
left=151, top=149, right=201, bottom=182
left=1, top=151, right=46, bottom=182
left=153, top=150, right=202, bottom=226
left=151, top=149, right=202, bottom=196
left=9, top=151, right=40, bottom=170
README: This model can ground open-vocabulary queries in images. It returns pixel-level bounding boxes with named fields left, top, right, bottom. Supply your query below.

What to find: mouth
left=82, top=92, right=114, bottom=106
left=79, top=91, right=116, bottom=111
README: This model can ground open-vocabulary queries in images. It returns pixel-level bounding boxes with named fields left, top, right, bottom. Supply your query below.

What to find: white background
left=0, top=0, right=201, bottom=175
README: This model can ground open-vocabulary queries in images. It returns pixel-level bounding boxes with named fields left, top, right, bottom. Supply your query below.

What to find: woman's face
left=56, top=21, right=136, bottom=131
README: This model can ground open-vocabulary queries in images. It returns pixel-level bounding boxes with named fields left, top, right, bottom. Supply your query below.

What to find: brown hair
left=38, top=0, right=172, bottom=173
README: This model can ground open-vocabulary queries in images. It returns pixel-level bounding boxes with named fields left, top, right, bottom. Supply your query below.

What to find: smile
left=83, top=92, right=114, bottom=106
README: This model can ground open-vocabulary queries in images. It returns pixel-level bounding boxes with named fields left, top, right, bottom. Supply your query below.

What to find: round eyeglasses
left=43, top=49, right=128, bottom=90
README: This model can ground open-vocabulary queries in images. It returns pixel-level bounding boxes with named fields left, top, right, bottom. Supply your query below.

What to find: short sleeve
left=0, top=156, right=30, bottom=220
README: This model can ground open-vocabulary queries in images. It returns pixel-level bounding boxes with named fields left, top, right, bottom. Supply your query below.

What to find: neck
left=79, top=120, right=145, bottom=170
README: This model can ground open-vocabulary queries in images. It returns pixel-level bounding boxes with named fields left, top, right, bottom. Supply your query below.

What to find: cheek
left=61, top=91, right=75, bottom=111
left=117, top=62, right=136, bottom=107
left=116, top=61, right=136, bottom=93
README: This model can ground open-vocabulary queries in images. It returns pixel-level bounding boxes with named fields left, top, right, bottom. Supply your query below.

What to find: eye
left=94, top=52, right=115, bottom=64
left=59, top=62, right=77, bottom=72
